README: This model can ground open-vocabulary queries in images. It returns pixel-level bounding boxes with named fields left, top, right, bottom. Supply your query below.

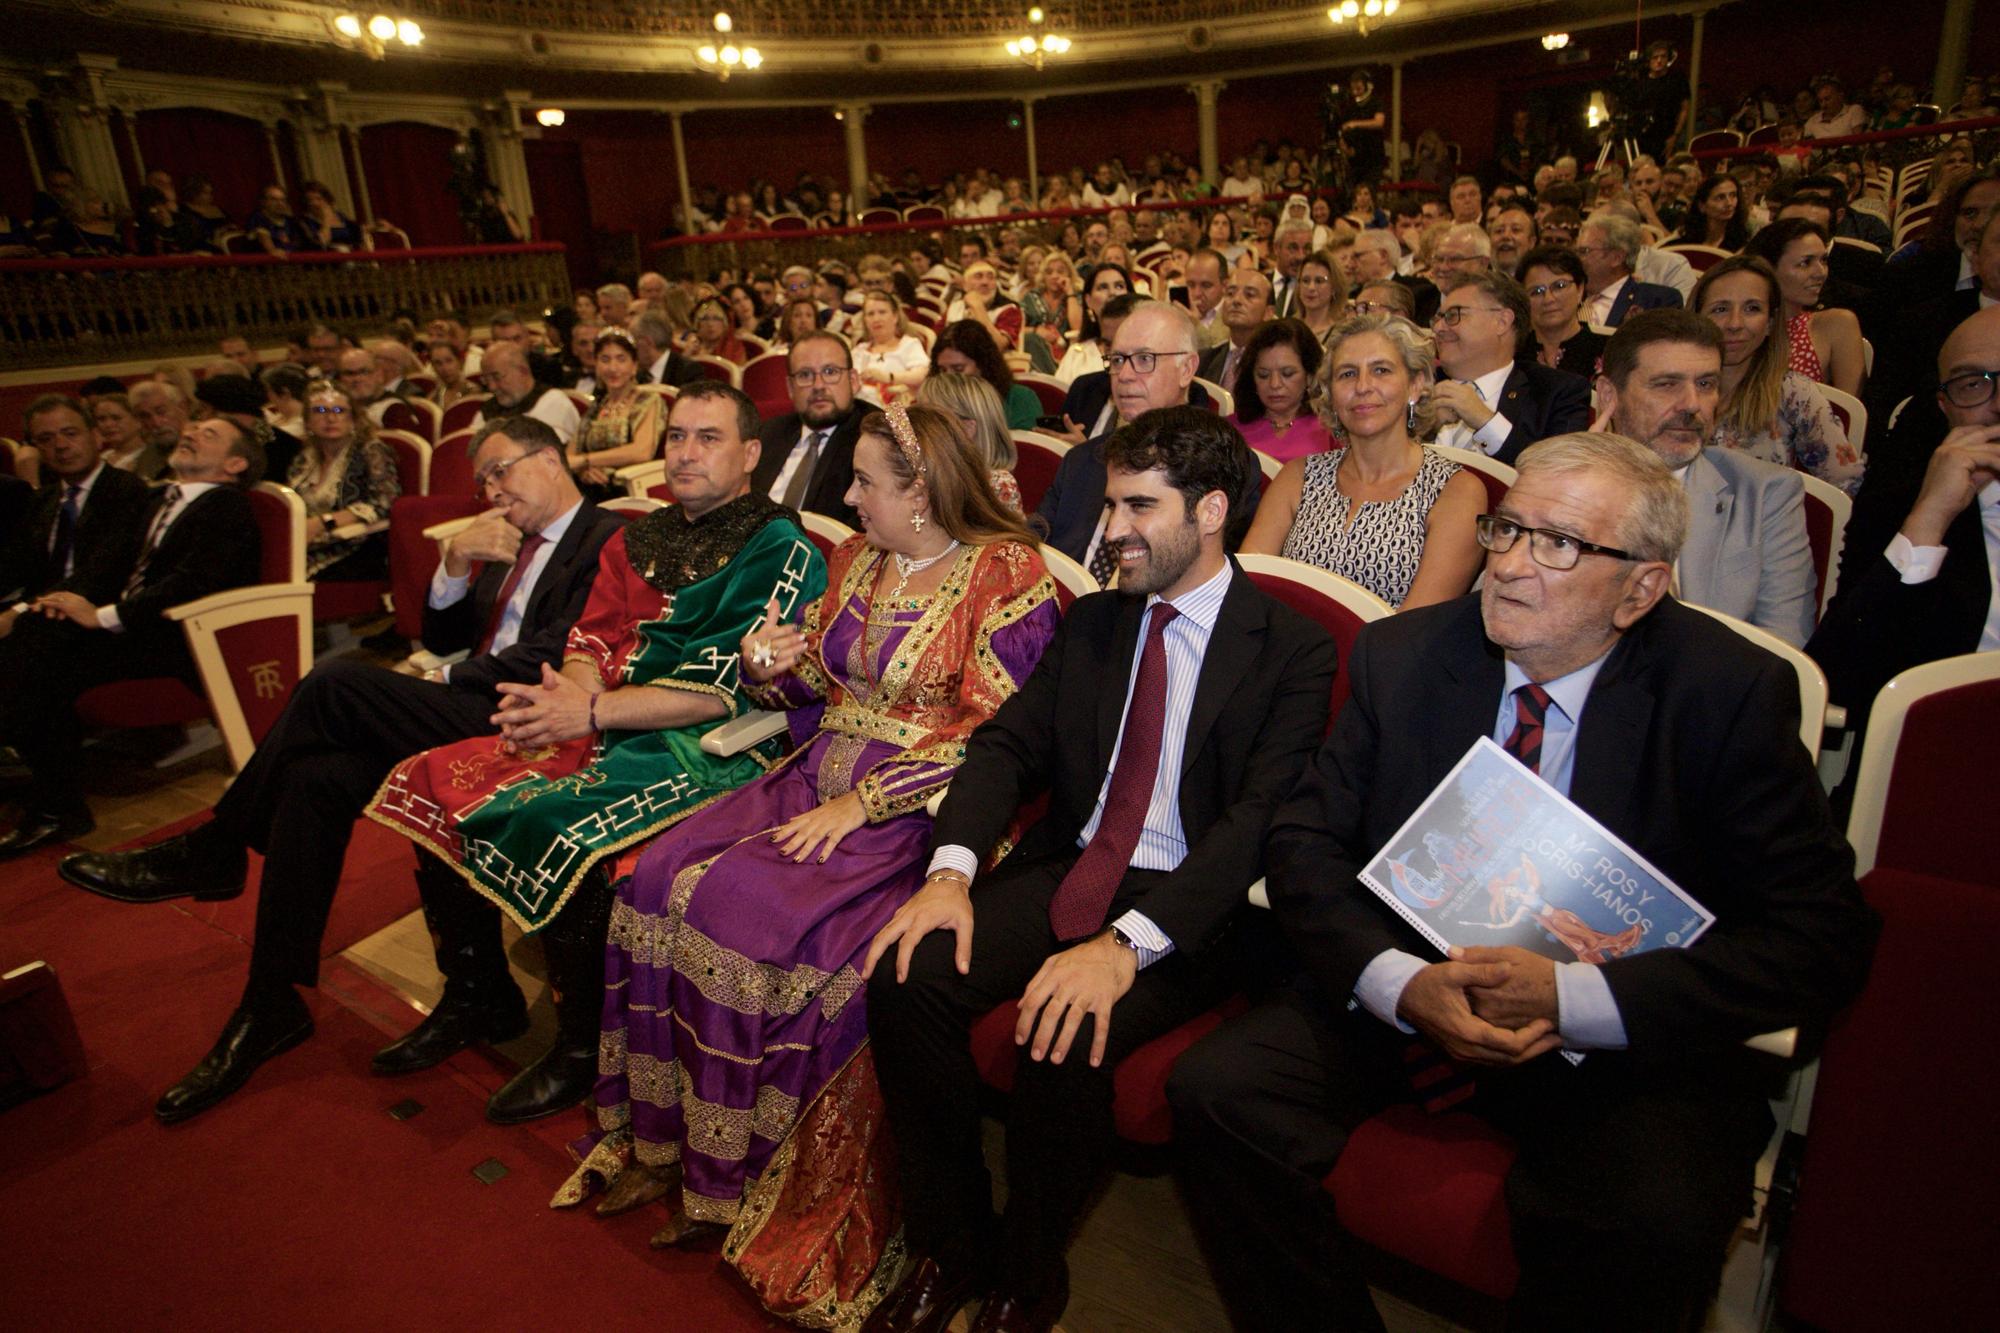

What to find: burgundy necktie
left=1408, top=682, right=1557, bottom=1114
left=1048, top=603, right=1178, bottom=941
left=475, top=533, right=547, bottom=656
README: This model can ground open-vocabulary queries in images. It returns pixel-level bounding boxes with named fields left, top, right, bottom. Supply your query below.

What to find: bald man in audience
left=337, top=348, right=399, bottom=426
left=124, top=381, right=186, bottom=481
left=1809, top=305, right=2000, bottom=741
left=472, top=342, right=581, bottom=446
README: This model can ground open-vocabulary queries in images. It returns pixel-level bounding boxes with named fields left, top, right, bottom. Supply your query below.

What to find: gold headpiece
left=884, top=402, right=925, bottom=473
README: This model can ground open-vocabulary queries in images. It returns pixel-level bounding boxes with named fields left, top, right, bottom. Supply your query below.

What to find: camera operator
left=1622, top=40, right=1690, bottom=161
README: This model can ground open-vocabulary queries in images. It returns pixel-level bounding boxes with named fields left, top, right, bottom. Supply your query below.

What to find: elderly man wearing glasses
left=1810, top=304, right=2000, bottom=745
left=61, top=414, right=625, bottom=1123
left=753, top=329, right=868, bottom=528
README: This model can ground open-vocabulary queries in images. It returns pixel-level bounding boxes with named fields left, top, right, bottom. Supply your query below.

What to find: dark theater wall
left=357, top=121, right=464, bottom=247
left=133, top=108, right=271, bottom=220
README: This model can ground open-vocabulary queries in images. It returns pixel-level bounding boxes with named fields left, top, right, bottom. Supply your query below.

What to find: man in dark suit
left=753, top=330, right=868, bottom=529
left=1868, top=208, right=1997, bottom=422
left=0, top=414, right=265, bottom=855
left=1194, top=268, right=1273, bottom=400
left=1579, top=213, right=1682, bottom=328
left=1809, top=305, right=2000, bottom=743
left=1042, top=303, right=1203, bottom=575
left=59, top=416, right=621, bottom=1122
left=862, top=407, right=1337, bottom=1333
left=1170, top=432, right=1877, bottom=1332
left=0, top=394, right=150, bottom=612
left=195, top=372, right=301, bottom=486
left=1430, top=270, right=1592, bottom=467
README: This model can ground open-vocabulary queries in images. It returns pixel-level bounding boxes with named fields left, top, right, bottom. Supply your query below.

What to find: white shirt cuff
left=429, top=566, right=472, bottom=609
left=1355, top=949, right=1427, bottom=1032
left=96, top=604, right=123, bottom=632
left=1554, top=962, right=1629, bottom=1050
left=1109, top=910, right=1174, bottom=968
left=1472, top=411, right=1514, bottom=455
left=927, top=844, right=980, bottom=885
left=1884, top=533, right=1947, bottom=584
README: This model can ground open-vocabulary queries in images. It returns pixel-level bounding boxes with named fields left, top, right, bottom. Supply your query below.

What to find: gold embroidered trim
left=550, top=1132, right=631, bottom=1209
left=682, top=1189, right=743, bottom=1224
left=682, top=1087, right=755, bottom=1162
left=626, top=1051, right=687, bottom=1111
left=638, top=676, right=744, bottom=718
left=818, top=966, right=863, bottom=1022
left=752, top=1084, right=801, bottom=1143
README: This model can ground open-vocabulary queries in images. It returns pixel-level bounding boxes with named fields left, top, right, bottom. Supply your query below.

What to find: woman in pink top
left=1226, top=318, right=1335, bottom=463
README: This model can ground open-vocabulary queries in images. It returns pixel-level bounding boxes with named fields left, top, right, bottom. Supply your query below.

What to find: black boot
left=373, top=856, right=529, bottom=1075
left=486, top=868, right=613, bottom=1125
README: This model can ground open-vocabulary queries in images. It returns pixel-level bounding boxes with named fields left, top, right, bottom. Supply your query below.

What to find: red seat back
left=245, top=486, right=297, bottom=585
left=380, top=400, right=431, bottom=443
left=430, top=429, right=477, bottom=496
left=1870, top=675, right=2000, bottom=885
left=378, top=434, right=427, bottom=497
left=440, top=396, right=490, bottom=437
left=1016, top=374, right=1068, bottom=417
left=1241, top=559, right=1390, bottom=726
left=1011, top=439, right=1067, bottom=515
left=741, top=352, right=794, bottom=417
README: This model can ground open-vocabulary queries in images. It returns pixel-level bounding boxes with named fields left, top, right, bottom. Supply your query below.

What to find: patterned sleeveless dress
left=1785, top=312, right=1824, bottom=383
left=1279, top=446, right=1461, bottom=607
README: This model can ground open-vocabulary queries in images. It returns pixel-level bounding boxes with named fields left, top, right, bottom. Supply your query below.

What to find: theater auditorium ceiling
left=4, top=0, right=1689, bottom=102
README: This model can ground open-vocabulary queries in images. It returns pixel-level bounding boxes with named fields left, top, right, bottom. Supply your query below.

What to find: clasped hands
left=862, top=876, right=1137, bottom=1070
left=1427, top=380, right=1497, bottom=432
left=491, top=662, right=595, bottom=753
left=17, top=591, right=101, bottom=629
left=1397, top=945, right=1563, bottom=1067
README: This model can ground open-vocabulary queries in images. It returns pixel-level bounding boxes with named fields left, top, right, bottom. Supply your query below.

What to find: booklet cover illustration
left=1359, top=737, right=1714, bottom=966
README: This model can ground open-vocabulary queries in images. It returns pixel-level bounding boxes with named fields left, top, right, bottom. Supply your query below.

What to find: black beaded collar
left=624, top=491, right=796, bottom=594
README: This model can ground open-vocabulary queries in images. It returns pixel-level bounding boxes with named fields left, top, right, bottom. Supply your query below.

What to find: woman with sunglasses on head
left=1694, top=255, right=1863, bottom=495
left=294, top=381, right=401, bottom=580
left=1518, top=245, right=1608, bottom=379
left=560, top=404, right=1057, bottom=1324
left=1241, top=312, right=1485, bottom=609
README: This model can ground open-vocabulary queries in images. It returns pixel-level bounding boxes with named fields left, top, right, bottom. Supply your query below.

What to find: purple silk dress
left=565, top=537, right=1059, bottom=1243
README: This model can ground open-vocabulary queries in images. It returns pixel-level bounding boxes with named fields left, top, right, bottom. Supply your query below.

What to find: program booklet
left=1359, top=736, right=1714, bottom=994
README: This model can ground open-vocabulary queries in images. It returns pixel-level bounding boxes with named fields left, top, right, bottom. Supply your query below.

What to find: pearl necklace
left=890, top=540, right=961, bottom=597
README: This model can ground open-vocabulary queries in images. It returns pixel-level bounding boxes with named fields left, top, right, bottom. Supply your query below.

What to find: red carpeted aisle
left=0, top=832, right=781, bottom=1330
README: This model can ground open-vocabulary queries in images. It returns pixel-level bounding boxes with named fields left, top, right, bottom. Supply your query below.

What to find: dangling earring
left=910, top=510, right=926, bottom=533
left=1406, top=399, right=1418, bottom=433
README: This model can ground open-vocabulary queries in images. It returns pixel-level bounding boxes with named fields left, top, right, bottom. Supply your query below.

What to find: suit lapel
left=1569, top=616, right=1659, bottom=831
left=1178, top=568, right=1265, bottom=777
left=519, top=502, right=600, bottom=629
left=1680, top=452, right=1731, bottom=603
left=751, top=415, right=796, bottom=496
left=1497, top=364, right=1530, bottom=430
left=1433, top=600, right=1505, bottom=776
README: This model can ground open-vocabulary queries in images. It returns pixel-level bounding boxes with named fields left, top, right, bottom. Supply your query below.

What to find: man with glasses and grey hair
left=1173, top=427, right=1877, bottom=1333
left=1810, top=304, right=2000, bottom=741
left=1431, top=270, right=1591, bottom=465
left=1578, top=211, right=1682, bottom=328
left=753, top=329, right=865, bottom=527
left=60, top=414, right=623, bottom=1122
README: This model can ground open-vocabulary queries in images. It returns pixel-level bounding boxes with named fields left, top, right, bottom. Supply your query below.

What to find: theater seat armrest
left=1746, top=1027, right=1797, bottom=1058
left=700, top=709, right=789, bottom=756
left=330, top=519, right=389, bottom=542
left=1824, top=704, right=1847, bottom=732
left=926, top=787, right=947, bottom=817
left=1247, top=877, right=1270, bottom=909
left=405, top=648, right=470, bottom=673
left=611, top=462, right=658, bottom=482
left=163, top=581, right=316, bottom=623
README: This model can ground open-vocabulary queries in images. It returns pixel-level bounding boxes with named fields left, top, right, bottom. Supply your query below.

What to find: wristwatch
left=1108, top=924, right=1141, bottom=955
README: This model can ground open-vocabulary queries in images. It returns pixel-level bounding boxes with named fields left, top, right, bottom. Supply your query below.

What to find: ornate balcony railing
left=0, top=243, right=571, bottom=371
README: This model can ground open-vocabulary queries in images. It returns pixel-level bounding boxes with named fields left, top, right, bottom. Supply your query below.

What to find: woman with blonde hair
left=292, top=380, right=401, bottom=580
left=1243, top=313, right=1485, bottom=608
left=560, top=403, right=1058, bottom=1327
left=852, top=291, right=929, bottom=398
left=915, top=368, right=1022, bottom=510
left=1694, top=255, right=1862, bottom=494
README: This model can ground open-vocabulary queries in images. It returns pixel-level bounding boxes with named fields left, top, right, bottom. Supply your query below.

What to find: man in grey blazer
left=1599, top=309, right=1817, bottom=646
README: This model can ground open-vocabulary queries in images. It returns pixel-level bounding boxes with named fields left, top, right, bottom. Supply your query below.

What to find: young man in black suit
left=1170, top=432, right=1878, bottom=1332
left=1809, top=305, right=2000, bottom=744
left=752, top=330, right=865, bottom=528
left=0, top=412, right=264, bottom=855
left=1430, top=270, right=1593, bottom=467
left=60, top=416, right=622, bottom=1122
left=0, top=394, right=151, bottom=615
left=861, top=407, right=1337, bottom=1333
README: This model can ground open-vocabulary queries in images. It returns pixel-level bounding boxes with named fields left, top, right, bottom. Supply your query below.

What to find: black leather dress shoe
left=484, top=1041, right=597, bottom=1124
left=371, top=990, right=530, bottom=1075
left=0, top=809, right=94, bottom=860
left=968, top=1263, right=1069, bottom=1333
left=862, top=1255, right=980, bottom=1333
left=155, top=995, right=314, bottom=1125
left=60, top=831, right=247, bottom=903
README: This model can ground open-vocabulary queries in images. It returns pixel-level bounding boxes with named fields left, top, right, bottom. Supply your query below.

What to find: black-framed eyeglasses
left=788, top=365, right=849, bottom=387
left=1107, top=350, right=1194, bottom=374
left=1475, top=514, right=1633, bottom=570
left=1350, top=300, right=1396, bottom=316
left=1940, top=369, right=1999, bottom=409
left=1525, top=278, right=1577, bottom=299
left=475, top=445, right=551, bottom=491
left=1432, top=305, right=1506, bottom=328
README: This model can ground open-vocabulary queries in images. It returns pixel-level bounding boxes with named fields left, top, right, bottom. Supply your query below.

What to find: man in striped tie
left=860, top=406, right=1336, bottom=1333
left=1170, top=432, right=1878, bottom=1331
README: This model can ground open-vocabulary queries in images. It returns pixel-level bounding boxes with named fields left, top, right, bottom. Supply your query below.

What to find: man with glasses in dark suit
left=753, top=330, right=866, bottom=528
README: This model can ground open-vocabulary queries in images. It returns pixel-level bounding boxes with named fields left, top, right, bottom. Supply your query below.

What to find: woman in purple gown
left=554, top=403, right=1059, bottom=1328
